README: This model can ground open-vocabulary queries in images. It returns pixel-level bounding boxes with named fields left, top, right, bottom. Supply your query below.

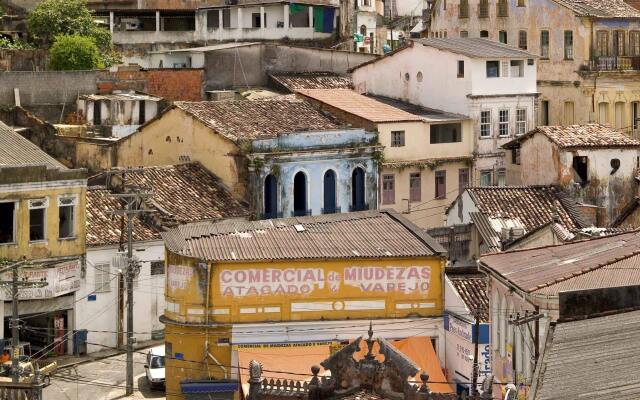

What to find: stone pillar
left=155, top=11, right=160, bottom=32
left=219, top=9, right=223, bottom=29
left=260, top=6, right=265, bottom=30
left=109, top=11, right=114, bottom=33
left=308, top=6, right=313, bottom=28
left=283, top=4, right=289, bottom=29
left=237, top=7, right=243, bottom=29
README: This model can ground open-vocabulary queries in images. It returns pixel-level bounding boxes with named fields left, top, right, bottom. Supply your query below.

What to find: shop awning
left=392, top=337, right=454, bottom=394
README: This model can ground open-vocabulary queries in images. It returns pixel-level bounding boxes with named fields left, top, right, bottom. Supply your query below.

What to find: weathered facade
left=298, top=89, right=474, bottom=228
left=429, top=0, right=640, bottom=132
left=352, top=38, right=537, bottom=186
left=503, top=124, right=640, bottom=224
left=160, top=211, right=447, bottom=400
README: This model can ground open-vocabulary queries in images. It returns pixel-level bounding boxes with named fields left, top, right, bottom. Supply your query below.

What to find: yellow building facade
left=161, top=211, right=447, bottom=400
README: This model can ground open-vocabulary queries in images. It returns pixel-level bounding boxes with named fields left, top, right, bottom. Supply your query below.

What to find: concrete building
left=429, top=0, right=640, bottom=132
left=298, top=89, right=473, bottom=228
left=76, top=91, right=163, bottom=138
left=0, top=121, right=87, bottom=355
left=351, top=38, right=538, bottom=185
left=443, top=270, right=490, bottom=395
left=503, top=124, right=640, bottom=225
left=160, top=210, right=447, bottom=400
left=81, top=163, right=249, bottom=353
left=446, top=186, right=589, bottom=255
left=479, top=230, right=640, bottom=396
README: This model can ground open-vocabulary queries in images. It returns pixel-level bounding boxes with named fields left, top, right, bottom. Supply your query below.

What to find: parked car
left=145, top=346, right=165, bottom=389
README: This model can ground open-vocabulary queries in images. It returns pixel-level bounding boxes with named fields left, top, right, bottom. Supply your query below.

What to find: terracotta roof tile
left=86, top=187, right=161, bottom=247
left=447, top=274, right=489, bottom=322
left=162, top=210, right=445, bottom=261
left=269, top=72, right=353, bottom=92
left=174, top=100, right=343, bottom=143
left=122, top=163, right=250, bottom=225
left=480, top=230, right=640, bottom=293
left=554, top=0, right=640, bottom=17
left=414, top=38, right=537, bottom=58
left=297, top=89, right=424, bottom=123
left=506, top=124, right=640, bottom=149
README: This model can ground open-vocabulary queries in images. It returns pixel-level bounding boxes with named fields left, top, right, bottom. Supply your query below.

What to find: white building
left=352, top=37, right=538, bottom=185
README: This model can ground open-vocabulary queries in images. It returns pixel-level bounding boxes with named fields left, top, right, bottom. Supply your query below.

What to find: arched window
left=264, top=174, right=278, bottom=219
left=323, top=170, right=337, bottom=214
left=351, top=167, right=366, bottom=211
left=293, top=172, right=307, bottom=216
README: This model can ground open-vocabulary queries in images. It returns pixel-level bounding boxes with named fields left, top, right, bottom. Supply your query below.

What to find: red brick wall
left=96, top=68, right=203, bottom=101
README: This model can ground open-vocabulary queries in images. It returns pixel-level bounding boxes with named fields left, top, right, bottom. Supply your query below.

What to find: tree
left=49, top=34, right=103, bottom=70
left=27, top=0, right=95, bottom=44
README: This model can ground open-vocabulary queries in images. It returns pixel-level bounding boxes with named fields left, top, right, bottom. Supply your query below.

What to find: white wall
left=446, top=191, right=478, bottom=225
left=469, top=58, right=537, bottom=96
left=77, top=241, right=165, bottom=353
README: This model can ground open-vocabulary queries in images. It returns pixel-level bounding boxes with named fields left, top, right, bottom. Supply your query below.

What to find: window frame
left=540, top=30, right=550, bottom=59
left=28, top=198, right=48, bottom=243
left=94, top=262, right=112, bottom=293
left=435, top=170, right=447, bottom=199
left=510, top=60, right=524, bottom=77
left=498, top=30, right=508, bottom=44
left=613, top=30, right=625, bottom=56
left=497, top=0, right=508, bottom=17
left=478, top=0, right=489, bottom=18
left=409, top=173, right=421, bottom=202
left=486, top=60, right=500, bottom=78
left=564, top=30, right=574, bottom=60
left=518, top=30, right=527, bottom=50
left=58, top=195, right=77, bottom=240
left=150, top=261, right=165, bottom=276
left=480, top=170, right=493, bottom=187
left=516, top=108, right=527, bottom=135
left=498, top=109, right=510, bottom=137
left=480, top=110, right=492, bottom=138
left=382, top=174, right=395, bottom=205
left=596, top=31, right=610, bottom=57
left=457, top=60, right=465, bottom=78
left=459, top=0, right=469, bottom=18
left=630, top=31, right=640, bottom=57
left=390, top=130, right=405, bottom=147
left=0, top=200, right=17, bottom=245
left=458, top=168, right=469, bottom=194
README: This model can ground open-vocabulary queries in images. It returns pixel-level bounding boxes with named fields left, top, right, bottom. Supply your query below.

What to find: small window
left=540, top=30, right=550, bottom=59
left=573, top=156, right=588, bottom=185
left=404, top=72, right=410, bottom=81
left=486, top=61, right=500, bottom=77
left=512, top=148, right=521, bottom=165
left=499, top=30, right=507, bottom=44
left=29, top=198, right=47, bottom=242
left=409, top=173, right=421, bottom=202
left=518, top=30, right=527, bottom=50
left=459, top=0, right=469, bottom=18
left=501, top=60, right=510, bottom=77
left=541, top=100, right=550, bottom=125
left=458, top=168, right=469, bottom=193
left=611, top=158, right=621, bottom=174
left=94, top=263, right=111, bottom=292
left=435, top=170, right=446, bottom=199
left=499, top=110, right=510, bottom=137
left=151, top=261, right=165, bottom=275
left=599, top=102, right=610, bottom=124
left=496, top=169, right=506, bottom=186
left=222, top=9, right=231, bottom=28
left=480, top=30, right=489, bottom=38
left=431, top=123, right=462, bottom=143
left=391, top=131, right=405, bottom=147
left=479, top=0, right=489, bottom=17
left=480, top=170, right=493, bottom=186
left=615, top=102, right=625, bottom=129
left=207, top=10, right=220, bottom=29
left=517, top=0, right=525, bottom=6
left=58, top=196, right=77, bottom=239
left=138, top=101, right=146, bottom=124
left=417, top=71, right=423, bottom=82
left=480, top=110, right=492, bottom=137
left=510, top=60, right=524, bottom=77
left=497, top=0, right=508, bottom=16
left=457, top=60, right=465, bottom=78
left=516, top=108, right=527, bottom=135
left=564, top=101, right=575, bottom=125
left=0, top=202, right=16, bottom=244
left=382, top=174, right=395, bottom=205
left=460, top=31, right=469, bottom=38
left=564, top=30, right=574, bottom=60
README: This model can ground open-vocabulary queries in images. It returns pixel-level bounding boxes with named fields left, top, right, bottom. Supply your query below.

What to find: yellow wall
left=163, top=250, right=445, bottom=399
left=0, top=184, right=86, bottom=261
left=115, top=108, right=246, bottom=195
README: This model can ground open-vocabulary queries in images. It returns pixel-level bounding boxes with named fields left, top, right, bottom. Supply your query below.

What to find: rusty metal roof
left=554, top=0, right=640, bottom=17
left=0, top=121, right=67, bottom=169
left=86, top=186, right=161, bottom=247
left=121, top=163, right=250, bottom=225
left=504, top=124, right=640, bottom=149
left=269, top=72, right=353, bottom=92
left=533, top=309, right=640, bottom=400
left=173, top=100, right=344, bottom=144
left=447, top=273, right=489, bottom=322
left=297, top=89, right=424, bottom=123
left=480, top=230, right=640, bottom=294
left=162, top=210, right=446, bottom=261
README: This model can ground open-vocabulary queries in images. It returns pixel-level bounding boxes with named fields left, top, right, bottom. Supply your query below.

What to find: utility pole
left=470, top=307, right=482, bottom=396
left=107, top=169, right=153, bottom=396
left=0, top=260, right=47, bottom=383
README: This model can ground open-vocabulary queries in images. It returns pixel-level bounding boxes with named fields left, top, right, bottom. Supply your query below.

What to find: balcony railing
left=584, top=56, right=640, bottom=72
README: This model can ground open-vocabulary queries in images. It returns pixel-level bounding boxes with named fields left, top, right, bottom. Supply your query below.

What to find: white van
left=145, top=346, right=165, bottom=389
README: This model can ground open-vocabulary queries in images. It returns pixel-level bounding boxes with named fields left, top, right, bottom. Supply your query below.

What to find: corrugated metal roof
left=0, top=121, right=66, bottom=169
left=414, top=38, right=537, bottom=59
left=297, top=89, right=424, bottom=123
left=480, top=231, right=640, bottom=293
left=533, top=309, right=640, bottom=400
left=469, top=212, right=501, bottom=253
left=162, top=210, right=446, bottom=261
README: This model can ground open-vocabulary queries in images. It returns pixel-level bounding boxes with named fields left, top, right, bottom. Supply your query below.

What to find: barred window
left=479, top=0, right=489, bottom=17
left=497, top=0, right=508, bottom=17
left=459, top=0, right=469, bottom=18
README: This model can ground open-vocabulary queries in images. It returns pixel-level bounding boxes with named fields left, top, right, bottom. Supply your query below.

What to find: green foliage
left=0, top=37, right=35, bottom=50
left=49, top=34, right=102, bottom=70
